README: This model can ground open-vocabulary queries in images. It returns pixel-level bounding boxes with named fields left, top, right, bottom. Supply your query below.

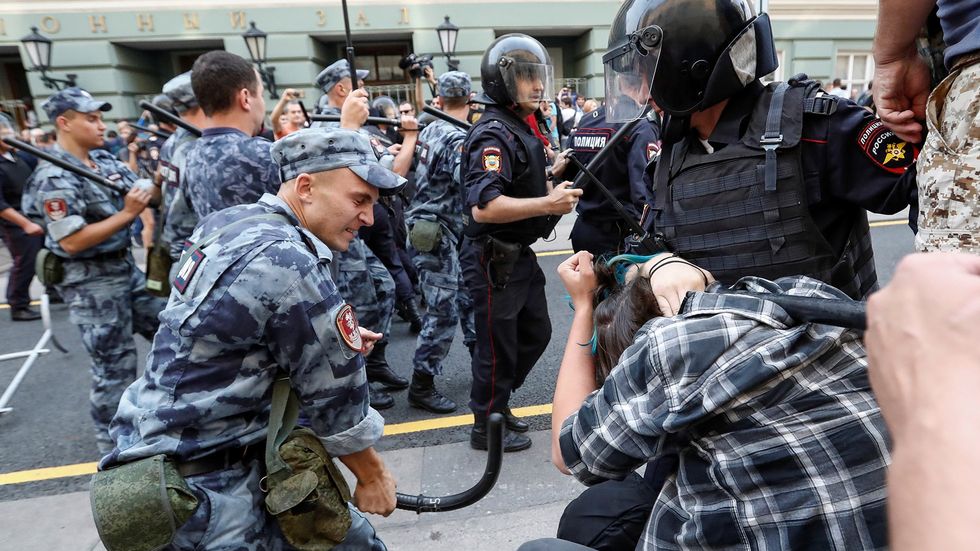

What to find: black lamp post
left=242, top=21, right=279, bottom=99
left=436, top=16, right=460, bottom=71
left=20, top=26, right=77, bottom=91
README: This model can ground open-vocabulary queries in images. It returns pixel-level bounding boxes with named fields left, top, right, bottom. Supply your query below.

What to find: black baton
left=138, top=101, right=202, bottom=137
left=2, top=137, right=128, bottom=194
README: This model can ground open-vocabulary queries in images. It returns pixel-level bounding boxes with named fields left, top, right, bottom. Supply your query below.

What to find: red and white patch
left=646, top=142, right=661, bottom=162
left=369, top=138, right=388, bottom=160
left=43, top=198, right=68, bottom=221
left=482, top=146, right=502, bottom=172
left=857, top=119, right=917, bottom=174
left=335, top=303, right=363, bottom=352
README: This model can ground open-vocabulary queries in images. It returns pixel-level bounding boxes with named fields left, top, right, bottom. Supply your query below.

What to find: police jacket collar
left=706, top=80, right=765, bottom=146
left=257, top=193, right=334, bottom=263
left=202, top=126, right=249, bottom=138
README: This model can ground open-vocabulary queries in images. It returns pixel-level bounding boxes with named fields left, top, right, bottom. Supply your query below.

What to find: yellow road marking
left=869, top=219, right=908, bottom=228
left=0, top=404, right=555, bottom=486
left=535, top=249, right=574, bottom=257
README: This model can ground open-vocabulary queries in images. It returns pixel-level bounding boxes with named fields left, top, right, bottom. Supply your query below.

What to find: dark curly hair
left=591, top=258, right=663, bottom=385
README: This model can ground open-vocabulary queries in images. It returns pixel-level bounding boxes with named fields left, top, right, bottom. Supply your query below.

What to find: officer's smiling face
left=303, top=168, right=378, bottom=251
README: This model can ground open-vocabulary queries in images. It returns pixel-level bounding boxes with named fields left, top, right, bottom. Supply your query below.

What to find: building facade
left=0, top=0, right=877, bottom=125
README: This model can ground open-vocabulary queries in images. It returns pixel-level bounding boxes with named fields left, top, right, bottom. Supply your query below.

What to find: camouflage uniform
left=104, top=128, right=406, bottom=550
left=157, top=72, right=202, bottom=277
left=334, top=237, right=396, bottom=343
left=406, top=73, right=478, bottom=375
left=28, top=88, right=166, bottom=453
left=158, top=127, right=199, bottom=279
left=916, top=55, right=980, bottom=253
left=312, top=59, right=369, bottom=129
left=181, top=128, right=280, bottom=219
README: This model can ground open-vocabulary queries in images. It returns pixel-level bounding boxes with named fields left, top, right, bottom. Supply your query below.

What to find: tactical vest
left=651, top=80, right=877, bottom=299
left=463, top=107, right=550, bottom=246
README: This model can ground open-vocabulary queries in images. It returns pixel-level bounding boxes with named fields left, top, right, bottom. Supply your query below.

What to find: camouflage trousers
left=169, top=458, right=387, bottom=550
left=408, top=233, right=476, bottom=376
left=915, top=55, right=980, bottom=253
left=335, top=238, right=395, bottom=340
left=57, top=256, right=165, bottom=453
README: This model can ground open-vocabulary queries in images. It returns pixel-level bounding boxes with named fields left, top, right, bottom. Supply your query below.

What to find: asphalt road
left=0, top=222, right=915, bottom=502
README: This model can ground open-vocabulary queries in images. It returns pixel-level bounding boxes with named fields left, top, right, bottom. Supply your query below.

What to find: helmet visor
left=500, top=60, right=555, bottom=104
left=603, top=25, right=662, bottom=123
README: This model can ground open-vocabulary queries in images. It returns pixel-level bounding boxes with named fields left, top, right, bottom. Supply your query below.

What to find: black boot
left=400, top=299, right=423, bottom=334
left=407, top=372, right=457, bottom=413
left=471, top=418, right=532, bottom=452
left=364, top=342, right=409, bottom=390
left=10, top=307, right=41, bottom=322
left=369, top=385, right=394, bottom=410
left=504, top=407, right=530, bottom=433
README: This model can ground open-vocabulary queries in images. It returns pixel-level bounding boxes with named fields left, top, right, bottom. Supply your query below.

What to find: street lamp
left=20, top=26, right=77, bottom=90
left=242, top=21, right=279, bottom=99
left=435, top=16, right=460, bottom=71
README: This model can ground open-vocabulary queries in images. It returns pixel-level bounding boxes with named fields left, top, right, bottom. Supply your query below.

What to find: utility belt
left=34, top=247, right=129, bottom=287
left=468, top=235, right=528, bottom=289
left=90, top=377, right=353, bottom=551
left=68, top=248, right=130, bottom=263
left=174, top=444, right=263, bottom=478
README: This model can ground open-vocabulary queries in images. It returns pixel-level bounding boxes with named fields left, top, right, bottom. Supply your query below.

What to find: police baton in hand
left=395, top=413, right=505, bottom=513
left=129, top=123, right=172, bottom=140
left=717, top=291, right=867, bottom=330
left=2, top=136, right=128, bottom=194
left=309, top=113, right=428, bottom=130
left=138, top=100, right=202, bottom=137
left=422, top=105, right=473, bottom=130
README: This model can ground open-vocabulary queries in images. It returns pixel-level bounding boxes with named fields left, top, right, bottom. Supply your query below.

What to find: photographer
left=400, top=53, right=438, bottom=115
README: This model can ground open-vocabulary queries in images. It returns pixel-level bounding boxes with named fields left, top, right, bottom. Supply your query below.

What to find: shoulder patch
left=857, top=119, right=917, bottom=174
left=482, top=146, right=502, bottom=172
left=335, top=303, right=363, bottom=352
left=43, top=198, right=68, bottom=221
left=368, top=137, right=388, bottom=159
left=419, top=142, right=431, bottom=164
left=172, top=249, right=205, bottom=294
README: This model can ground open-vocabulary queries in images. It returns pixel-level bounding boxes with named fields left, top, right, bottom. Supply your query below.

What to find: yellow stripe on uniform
left=0, top=404, right=555, bottom=486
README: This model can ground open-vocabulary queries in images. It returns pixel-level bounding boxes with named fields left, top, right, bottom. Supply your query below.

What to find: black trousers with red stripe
left=460, top=238, right=552, bottom=421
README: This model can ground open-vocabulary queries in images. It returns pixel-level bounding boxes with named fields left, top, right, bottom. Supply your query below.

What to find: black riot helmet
left=478, top=33, right=555, bottom=108
left=603, top=0, right=778, bottom=122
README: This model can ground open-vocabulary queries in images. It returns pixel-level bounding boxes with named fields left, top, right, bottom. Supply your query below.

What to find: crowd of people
left=0, top=0, right=977, bottom=548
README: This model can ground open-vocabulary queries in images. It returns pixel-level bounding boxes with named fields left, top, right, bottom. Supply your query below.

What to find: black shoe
left=364, top=343, right=409, bottom=390
left=504, top=408, right=529, bottom=433
left=369, top=385, right=394, bottom=410
left=408, top=372, right=457, bottom=414
left=46, top=291, right=64, bottom=304
left=10, top=307, right=41, bottom=322
left=470, top=422, right=532, bottom=452
left=397, top=299, right=423, bottom=334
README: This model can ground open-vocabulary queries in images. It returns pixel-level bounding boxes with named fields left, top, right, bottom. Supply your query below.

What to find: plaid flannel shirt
left=559, top=276, right=890, bottom=550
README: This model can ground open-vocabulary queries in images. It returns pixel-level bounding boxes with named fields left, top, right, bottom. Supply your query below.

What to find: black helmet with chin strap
left=477, top=33, right=555, bottom=108
left=603, top=0, right=778, bottom=124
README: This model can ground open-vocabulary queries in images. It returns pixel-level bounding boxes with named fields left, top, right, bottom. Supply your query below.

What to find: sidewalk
left=0, top=431, right=583, bottom=551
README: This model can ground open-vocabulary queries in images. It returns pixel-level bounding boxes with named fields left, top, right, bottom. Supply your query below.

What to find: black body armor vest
left=463, top=106, right=550, bottom=246
left=651, top=80, right=877, bottom=299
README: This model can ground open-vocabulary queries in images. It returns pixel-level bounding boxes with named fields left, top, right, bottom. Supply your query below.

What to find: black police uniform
left=566, top=104, right=660, bottom=257
left=460, top=103, right=552, bottom=426
left=647, top=76, right=918, bottom=300
left=0, top=149, right=41, bottom=313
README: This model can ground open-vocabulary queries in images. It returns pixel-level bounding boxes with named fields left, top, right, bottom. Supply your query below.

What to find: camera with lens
left=399, top=53, right=434, bottom=79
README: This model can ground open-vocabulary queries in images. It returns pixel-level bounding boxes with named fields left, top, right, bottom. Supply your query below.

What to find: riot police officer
left=551, top=1, right=920, bottom=547
left=566, top=101, right=660, bottom=257
left=28, top=87, right=166, bottom=453
left=313, top=59, right=369, bottom=122
left=608, top=0, right=916, bottom=300
left=460, top=34, right=582, bottom=452
left=404, top=71, right=480, bottom=414
left=181, top=51, right=280, bottom=219
left=157, top=71, right=210, bottom=282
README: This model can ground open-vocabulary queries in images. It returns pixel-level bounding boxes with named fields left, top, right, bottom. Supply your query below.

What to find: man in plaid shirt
left=536, top=252, right=890, bottom=550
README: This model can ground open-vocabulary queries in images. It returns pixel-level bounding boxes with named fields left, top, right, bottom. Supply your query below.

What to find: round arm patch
left=857, top=120, right=917, bottom=174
